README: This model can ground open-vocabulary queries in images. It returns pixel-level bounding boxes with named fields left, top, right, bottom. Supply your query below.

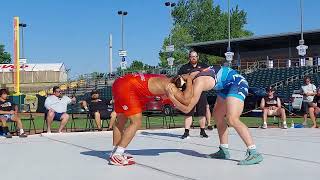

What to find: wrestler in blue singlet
left=196, top=66, right=249, bottom=101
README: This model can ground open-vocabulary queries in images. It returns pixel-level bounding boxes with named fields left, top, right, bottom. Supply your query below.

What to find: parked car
left=143, top=96, right=180, bottom=116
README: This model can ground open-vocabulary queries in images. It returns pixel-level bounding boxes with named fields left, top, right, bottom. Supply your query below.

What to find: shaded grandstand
left=243, top=66, right=320, bottom=97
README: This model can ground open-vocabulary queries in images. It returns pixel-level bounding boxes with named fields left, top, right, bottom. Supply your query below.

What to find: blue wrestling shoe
left=238, top=149, right=263, bottom=165
left=207, top=146, right=230, bottom=159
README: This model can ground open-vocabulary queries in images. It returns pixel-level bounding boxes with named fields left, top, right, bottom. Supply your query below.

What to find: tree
left=130, top=60, right=144, bottom=71
left=159, top=25, right=193, bottom=67
left=116, top=60, right=155, bottom=74
left=0, top=44, right=11, bottom=64
left=90, top=72, right=104, bottom=79
left=159, top=0, right=252, bottom=67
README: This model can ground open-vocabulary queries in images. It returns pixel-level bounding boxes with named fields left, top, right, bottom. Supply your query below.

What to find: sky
left=0, top=0, right=319, bottom=77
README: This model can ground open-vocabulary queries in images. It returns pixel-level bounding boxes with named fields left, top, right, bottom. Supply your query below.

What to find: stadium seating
left=243, top=66, right=320, bottom=98
left=243, top=66, right=313, bottom=88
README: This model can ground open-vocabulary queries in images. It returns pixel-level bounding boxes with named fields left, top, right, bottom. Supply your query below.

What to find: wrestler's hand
left=202, top=67, right=210, bottom=72
left=181, top=71, right=200, bottom=80
left=189, top=71, right=200, bottom=79
left=181, top=74, right=189, bottom=80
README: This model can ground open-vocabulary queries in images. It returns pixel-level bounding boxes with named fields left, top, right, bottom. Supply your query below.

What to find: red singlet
left=112, top=73, right=165, bottom=116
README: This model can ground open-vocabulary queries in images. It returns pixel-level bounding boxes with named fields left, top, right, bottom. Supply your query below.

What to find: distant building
left=0, top=63, right=68, bottom=93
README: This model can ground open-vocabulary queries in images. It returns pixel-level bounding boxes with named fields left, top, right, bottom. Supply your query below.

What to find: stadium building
left=188, top=29, right=320, bottom=70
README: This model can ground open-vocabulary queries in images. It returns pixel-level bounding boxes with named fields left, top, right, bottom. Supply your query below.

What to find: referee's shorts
left=184, top=92, right=208, bottom=117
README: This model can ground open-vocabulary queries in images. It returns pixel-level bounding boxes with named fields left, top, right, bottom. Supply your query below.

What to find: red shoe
left=123, top=152, right=134, bottom=161
left=109, top=152, right=134, bottom=161
left=109, top=154, right=135, bottom=166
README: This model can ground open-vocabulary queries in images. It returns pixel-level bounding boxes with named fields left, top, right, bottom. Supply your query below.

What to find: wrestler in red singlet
left=112, top=73, right=165, bottom=116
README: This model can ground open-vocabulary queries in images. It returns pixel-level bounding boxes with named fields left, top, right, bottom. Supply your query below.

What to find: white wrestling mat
left=1, top=128, right=319, bottom=180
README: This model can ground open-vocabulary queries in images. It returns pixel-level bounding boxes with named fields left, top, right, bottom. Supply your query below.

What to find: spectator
left=178, top=50, right=209, bottom=139
left=260, top=87, right=287, bottom=129
left=300, top=76, right=317, bottom=126
left=0, top=89, right=28, bottom=138
left=81, top=90, right=116, bottom=131
left=44, top=86, right=76, bottom=133
left=308, top=87, right=320, bottom=128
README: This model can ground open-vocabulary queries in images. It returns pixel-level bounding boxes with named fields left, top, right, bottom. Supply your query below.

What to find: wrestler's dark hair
left=171, top=75, right=185, bottom=88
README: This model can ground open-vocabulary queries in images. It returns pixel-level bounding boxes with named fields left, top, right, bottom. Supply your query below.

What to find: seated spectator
left=44, top=86, right=76, bottom=133
left=308, top=88, right=320, bottom=128
left=81, top=90, right=116, bottom=131
left=0, top=89, right=28, bottom=138
left=260, top=87, right=287, bottom=129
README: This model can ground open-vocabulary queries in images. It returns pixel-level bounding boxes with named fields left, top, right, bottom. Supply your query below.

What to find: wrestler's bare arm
left=166, top=71, right=200, bottom=105
left=166, top=84, right=191, bottom=105
left=169, top=75, right=216, bottom=113
left=166, top=77, right=193, bottom=105
left=168, top=81, right=203, bottom=113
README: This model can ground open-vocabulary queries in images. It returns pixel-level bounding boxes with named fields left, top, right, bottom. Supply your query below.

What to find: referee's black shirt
left=177, top=62, right=209, bottom=75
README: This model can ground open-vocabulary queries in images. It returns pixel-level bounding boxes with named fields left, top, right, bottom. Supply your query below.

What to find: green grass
left=8, top=113, right=318, bottom=134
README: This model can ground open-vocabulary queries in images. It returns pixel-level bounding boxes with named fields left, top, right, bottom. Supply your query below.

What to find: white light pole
left=225, top=0, right=234, bottom=66
left=300, top=0, right=304, bottom=44
left=296, top=0, right=308, bottom=66
left=165, top=1, right=176, bottom=70
left=118, top=10, right=128, bottom=69
left=109, top=33, right=113, bottom=75
left=19, top=23, right=27, bottom=58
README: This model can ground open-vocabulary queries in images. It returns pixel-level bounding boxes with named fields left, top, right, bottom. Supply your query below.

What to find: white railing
left=273, top=67, right=317, bottom=89
left=241, top=56, right=320, bottom=70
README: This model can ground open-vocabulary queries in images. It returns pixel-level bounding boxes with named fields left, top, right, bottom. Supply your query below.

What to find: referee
left=178, top=50, right=209, bottom=139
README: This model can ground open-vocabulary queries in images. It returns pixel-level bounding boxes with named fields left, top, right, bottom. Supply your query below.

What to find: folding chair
left=10, top=104, right=36, bottom=135
left=68, top=103, right=86, bottom=132
left=85, top=107, right=113, bottom=131
left=259, top=109, right=284, bottom=128
left=143, top=101, right=167, bottom=129
left=85, top=112, right=95, bottom=131
left=163, top=105, right=175, bottom=129
left=42, top=111, right=69, bottom=133
left=19, top=104, right=36, bottom=134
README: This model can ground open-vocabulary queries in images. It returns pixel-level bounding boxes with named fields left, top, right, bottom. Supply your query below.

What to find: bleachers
left=75, top=86, right=113, bottom=101
left=277, top=72, right=320, bottom=98
left=97, top=86, right=113, bottom=100
left=243, top=66, right=313, bottom=88
left=242, top=66, right=320, bottom=98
